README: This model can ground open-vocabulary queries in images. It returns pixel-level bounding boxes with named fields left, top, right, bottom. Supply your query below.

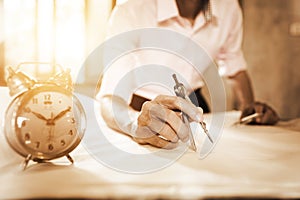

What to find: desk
left=0, top=86, right=300, bottom=199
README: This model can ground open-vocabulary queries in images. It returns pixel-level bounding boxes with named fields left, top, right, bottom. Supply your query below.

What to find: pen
left=232, top=112, right=262, bottom=126
left=172, top=74, right=197, bottom=151
left=239, top=112, right=262, bottom=124
left=172, top=74, right=214, bottom=149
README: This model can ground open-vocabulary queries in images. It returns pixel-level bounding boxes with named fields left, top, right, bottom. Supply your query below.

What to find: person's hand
left=240, top=102, right=279, bottom=125
left=132, top=95, right=203, bottom=149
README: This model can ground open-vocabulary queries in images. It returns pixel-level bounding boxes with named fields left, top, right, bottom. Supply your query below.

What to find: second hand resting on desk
left=172, top=74, right=214, bottom=152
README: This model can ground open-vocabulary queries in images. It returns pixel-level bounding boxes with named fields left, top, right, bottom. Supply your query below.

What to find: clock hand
left=48, top=125, right=55, bottom=142
left=52, top=106, right=71, bottom=122
left=31, top=111, right=48, bottom=121
left=46, top=112, right=55, bottom=126
left=47, top=108, right=71, bottom=139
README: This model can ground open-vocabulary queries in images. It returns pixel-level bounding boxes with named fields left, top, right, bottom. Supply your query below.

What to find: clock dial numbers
left=70, top=117, right=75, bottom=124
left=17, top=89, right=79, bottom=155
left=24, top=133, right=31, bottom=144
left=48, top=144, right=54, bottom=151
left=68, top=130, right=74, bottom=136
left=32, top=97, right=38, bottom=104
left=61, top=139, right=66, bottom=146
left=44, top=94, right=52, bottom=105
left=44, top=94, right=51, bottom=100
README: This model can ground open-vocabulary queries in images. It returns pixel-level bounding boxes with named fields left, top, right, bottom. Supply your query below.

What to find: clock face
left=14, top=86, right=83, bottom=158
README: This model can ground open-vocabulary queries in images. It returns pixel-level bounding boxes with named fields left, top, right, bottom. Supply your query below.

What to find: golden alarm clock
left=3, top=63, right=86, bottom=170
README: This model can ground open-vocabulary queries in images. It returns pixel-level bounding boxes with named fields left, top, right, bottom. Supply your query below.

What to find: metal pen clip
left=172, top=74, right=213, bottom=151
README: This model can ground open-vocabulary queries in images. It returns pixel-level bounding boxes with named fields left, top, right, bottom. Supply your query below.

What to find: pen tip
left=209, top=136, right=214, bottom=143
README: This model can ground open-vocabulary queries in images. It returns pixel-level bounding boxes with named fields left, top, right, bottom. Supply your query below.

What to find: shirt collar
left=209, top=0, right=220, bottom=21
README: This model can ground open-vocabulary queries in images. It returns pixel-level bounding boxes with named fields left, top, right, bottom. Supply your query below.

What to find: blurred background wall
left=241, top=0, right=300, bottom=119
left=0, top=0, right=299, bottom=119
left=0, top=0, right=112, bottom=85
left=0, top=0, right=4, bottom=85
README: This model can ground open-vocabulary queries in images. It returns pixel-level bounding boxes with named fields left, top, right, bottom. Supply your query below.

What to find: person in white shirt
left=97, top=0, right=279, bottom=149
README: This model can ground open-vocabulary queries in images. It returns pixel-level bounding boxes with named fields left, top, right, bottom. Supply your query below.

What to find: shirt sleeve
left=96, top=4, right=139, bottom=102
left=216, top=1, right=247, bottom=77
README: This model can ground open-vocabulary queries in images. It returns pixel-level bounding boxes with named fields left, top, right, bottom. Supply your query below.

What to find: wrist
left=129, top=118, right=138, bottom=136
left=121, top=110, right=139, bottom=136
left=240, top=100, right=255, bottom=111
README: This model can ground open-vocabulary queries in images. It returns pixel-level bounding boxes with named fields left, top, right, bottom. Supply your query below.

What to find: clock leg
left=22, top=154, right=32, bottom=170
left=66, top=154, right=74, bottom=164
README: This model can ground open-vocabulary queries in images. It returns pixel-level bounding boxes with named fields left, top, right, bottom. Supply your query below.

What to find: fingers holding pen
left=253, top=102, right=279, bottom=125
left=134, top=95, right=203, bottom=148
left=133, top=126, right=178, bottom=149
left=139, top=100, right=187, bottom=142
left=153, top=95, right=203, bottom=122
left=240, top=102, right=279, bottom=125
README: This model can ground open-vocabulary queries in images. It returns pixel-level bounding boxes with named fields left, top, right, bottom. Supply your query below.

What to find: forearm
left=228, top=70, right=255, bottom=110
left=100, top=95, right=138, bottom=136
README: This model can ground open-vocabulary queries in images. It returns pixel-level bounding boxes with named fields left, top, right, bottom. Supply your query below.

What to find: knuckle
left=178, top=123, right=189, bottom=140
left=137, top=114, right=144, bottom=124
left=169, top=134, right=179, bottom=143
left=154, top=95, right=176, bottom=104
left=141, top=101, right=160, bottom=115
left=141, top=101, right=152, bottom=110
left=153, top=122, right=164, bottom=133
left=135, top=126, right=153, bottom=139
left=173, top=97, right=181, bottom=108
left=197, top=107, right=203, bottom=114
left=137, top=113, right=151, bottom=127
left=167, top=110, right=177, bottom=121
left=153, top=95, right=163, bottom=102
left=132, top=137, right=147, bottom=145
left=159, top=125, right=178, bottom=143
left=154, top=95, right=169, bottom=102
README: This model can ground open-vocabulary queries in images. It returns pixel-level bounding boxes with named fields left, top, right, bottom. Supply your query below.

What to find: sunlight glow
left=4, top=0, right=86, bottom=81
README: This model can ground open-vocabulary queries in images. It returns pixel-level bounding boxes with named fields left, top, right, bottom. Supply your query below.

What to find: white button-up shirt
left=98, top=0, right=247, bottom=102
